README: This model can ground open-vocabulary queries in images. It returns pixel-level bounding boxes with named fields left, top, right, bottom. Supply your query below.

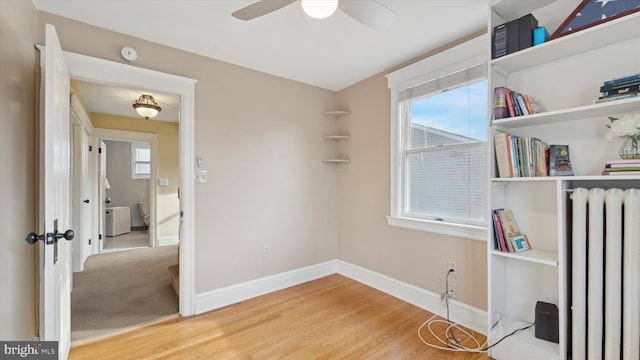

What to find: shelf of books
left=492, top=97, right=640, bottom=129
left=491, top=9, right=640, bottom=75
left=488, top=0, right=640, bottom=358
left=490, top=202, right=559, bottom=266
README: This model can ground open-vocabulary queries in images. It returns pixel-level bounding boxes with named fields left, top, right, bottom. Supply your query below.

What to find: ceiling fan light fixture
left=132, top=94, right=161, bottom=119
left=301, top=0, right=338, bottom=19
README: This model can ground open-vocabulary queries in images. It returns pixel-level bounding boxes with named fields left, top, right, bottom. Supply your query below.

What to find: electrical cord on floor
left=417, top=269, right=535, bottom=353
left=481, top=321, right=535, bottom=351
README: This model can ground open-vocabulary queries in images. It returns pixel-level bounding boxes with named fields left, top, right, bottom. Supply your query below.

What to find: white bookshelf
left=487, top=1, right=640, bottom=359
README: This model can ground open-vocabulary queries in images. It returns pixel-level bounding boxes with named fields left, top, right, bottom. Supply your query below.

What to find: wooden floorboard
left=69, top=274, right=491, bottom=359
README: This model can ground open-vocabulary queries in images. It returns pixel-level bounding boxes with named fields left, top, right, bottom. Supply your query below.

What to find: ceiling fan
left=232, top=0, right=398, bottom=31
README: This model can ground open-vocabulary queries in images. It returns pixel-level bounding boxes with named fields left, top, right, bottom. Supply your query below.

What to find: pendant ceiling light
left=301, top=0, right=338, bottom=19
left=132, top=94, right=161, bottom=119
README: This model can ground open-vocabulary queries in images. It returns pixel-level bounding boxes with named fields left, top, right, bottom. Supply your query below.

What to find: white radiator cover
left=572, top=188, right=640, bottom=360
left=106, top=206, right=130, bottom=237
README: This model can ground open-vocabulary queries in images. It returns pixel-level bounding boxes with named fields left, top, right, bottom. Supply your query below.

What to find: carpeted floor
left=71, top=245, right=179, bottom=342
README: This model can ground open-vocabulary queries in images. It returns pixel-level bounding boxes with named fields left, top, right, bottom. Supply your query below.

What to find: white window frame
left=385, top=35, right=488, bottom=241
left=131, top=142, right=151, bottom=179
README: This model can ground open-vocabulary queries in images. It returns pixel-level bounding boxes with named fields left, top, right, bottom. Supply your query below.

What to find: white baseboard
left=157, top=236, right=179, bottom=246
left=192, top=259, right=487, bottom=335
left=193, top=260, right=338, bottom=314
left=336, top=260, right=487, bottom=334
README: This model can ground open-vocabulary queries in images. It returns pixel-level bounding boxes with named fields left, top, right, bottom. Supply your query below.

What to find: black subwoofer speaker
left=535, top=301, right=559, bottom=343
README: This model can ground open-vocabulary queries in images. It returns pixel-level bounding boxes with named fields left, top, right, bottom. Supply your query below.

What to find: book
left=600, top=79, right=640, bottom=92
left=549, top=145, right=573, bottom=176
left=499, top=210, right=522, bottom=240
left=602, top=166, right=640, bottom=171
left=497, top=211, right=513, bottom=252
left=509, top=134, right=521, bottom=176
left=601, top=171, right=640, bottom=176
left=491, top=209, right=503, bottom=251
left=511, top=90, right=522, bottom=116
left=493, top=87, right=509, bottom=119
left=599, top=84, right=640, bottom=98
left=604, top=72, right=640, bottom=86
left=605, top=159, right=640, bottom=166
left=594, top=93, right=640, bottom=103
left=523, top=95, right=535, bottom=115
left=494, top=133, right=512, bottom=178
left=516, top=94, right=530, bottom=116
left=505, top=90, right=515, bottom=117
left=492, top=209, right=508, bottom=252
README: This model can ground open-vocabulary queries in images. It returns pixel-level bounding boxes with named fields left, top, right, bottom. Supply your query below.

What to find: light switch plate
left=195, top=170, right=208, bottom=184
left=158, top=178, right=169, bottom=187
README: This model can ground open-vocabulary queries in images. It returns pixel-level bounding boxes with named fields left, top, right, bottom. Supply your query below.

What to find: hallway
left=71, top=245, right=179, bottom=341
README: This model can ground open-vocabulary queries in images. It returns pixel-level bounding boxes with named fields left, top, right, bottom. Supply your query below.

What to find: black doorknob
left=83, top=199, right=90, bottom=203
left=25, top=229, right=74, bottom=244
left=58, top=229, right=75, bottom=241
left=25, top=232, right=42, bottom=244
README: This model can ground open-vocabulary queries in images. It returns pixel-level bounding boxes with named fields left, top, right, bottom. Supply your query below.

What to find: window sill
left=386, top=216, right=487, bottom=241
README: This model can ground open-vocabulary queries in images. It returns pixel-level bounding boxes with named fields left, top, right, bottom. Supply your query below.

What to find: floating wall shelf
left=323, top=110, right=350, bottom=164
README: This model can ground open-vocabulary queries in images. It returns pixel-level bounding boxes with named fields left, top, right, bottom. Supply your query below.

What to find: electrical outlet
left=448, top=260, right=457, bottom=274
left=262, top=245, right=270, bottom=257
left=440, top=289, right=455, bottom=300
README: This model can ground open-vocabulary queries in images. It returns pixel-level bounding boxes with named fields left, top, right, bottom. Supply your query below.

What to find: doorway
left=102, top=139, right=152, bottom=252
left=63, top=49, right=196, bottom=316
left=69, top=79, right=183, bottom=341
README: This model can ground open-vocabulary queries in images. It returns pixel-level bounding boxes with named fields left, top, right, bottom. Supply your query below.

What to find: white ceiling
left=74, top=80, right=180, bottom=122
left=32, top=0, right=490, bottom=92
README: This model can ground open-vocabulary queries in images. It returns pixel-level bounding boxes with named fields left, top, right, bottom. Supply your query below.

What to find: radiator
left=571, top=188, right=640, bottom=360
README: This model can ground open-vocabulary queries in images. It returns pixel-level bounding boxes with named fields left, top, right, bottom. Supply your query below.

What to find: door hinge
left=180, top=211, right=184, bottom=218
left=99, top=234, right=102, bottom=240
left=99, top=147, right=102, bottom=154
left=89, top=145, right=92, bottom=152
left=89, top=239, right=92, bottom=245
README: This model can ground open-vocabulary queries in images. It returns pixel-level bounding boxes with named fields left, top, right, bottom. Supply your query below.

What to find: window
left=386, top=35, right=488, bottom=240
left=131, top=142, right=151, bottom=179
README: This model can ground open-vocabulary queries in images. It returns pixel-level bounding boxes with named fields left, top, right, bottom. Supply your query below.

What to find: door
left=72, top=125, right=91, bottom=272
left=37, top=24, right=73, bottom=359
left=99, top=140, right=107, bottom=252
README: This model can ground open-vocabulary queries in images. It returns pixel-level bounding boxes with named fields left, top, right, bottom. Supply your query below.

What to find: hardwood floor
left=70, top=274, right=490, bottom=359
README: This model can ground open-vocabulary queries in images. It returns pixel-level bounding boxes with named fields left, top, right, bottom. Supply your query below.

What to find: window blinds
left=398, top=63, right=487, bottom=102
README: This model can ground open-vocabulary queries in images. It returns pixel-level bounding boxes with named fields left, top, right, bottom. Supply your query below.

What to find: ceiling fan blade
left=232, top=0, right=297, bottom=21
left=339, top=0, right=397, bottom=31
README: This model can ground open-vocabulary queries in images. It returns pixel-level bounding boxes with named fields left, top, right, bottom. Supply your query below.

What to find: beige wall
left=0, top=0, right=38, bottom=340
left=336, top=32, right=488, bottom=310
left=0, top=0, right=497, bottom=341
left=36, top=12, right=340, bottom=293
left=91, top=114, right=179, bottom=239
